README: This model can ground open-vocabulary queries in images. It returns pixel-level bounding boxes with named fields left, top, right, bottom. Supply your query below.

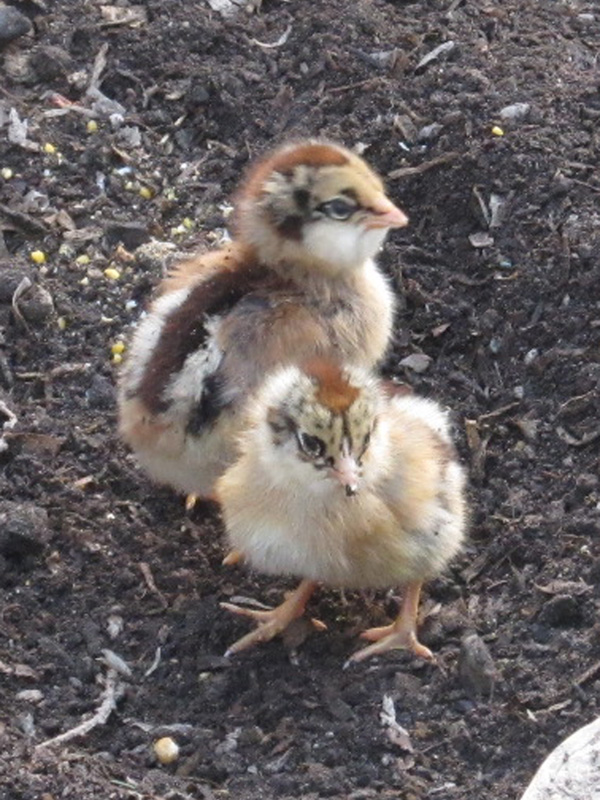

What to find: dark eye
left=317, top=197, right=357, bottom=221
left=297, top=432, right=326, bottom=458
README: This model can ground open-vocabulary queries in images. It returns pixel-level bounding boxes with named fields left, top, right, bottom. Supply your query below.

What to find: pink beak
left=333, top=446, right=360, bottom=497
left=364, top=195, right=409, bottom=230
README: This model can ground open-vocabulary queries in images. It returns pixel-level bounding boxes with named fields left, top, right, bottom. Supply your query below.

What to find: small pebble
left=0, top=501, right=50, bottom=560
left=17, top=284, right=55, bottom=325
left=16, top=712, right=36, bottom=738
left=0, top=6, right=32, bottom=44
left=458, top=633, right=498, bottom=698
left=16, top=689, right=44, bottom=704
left=86, top=374, right=115, bottom=409
left=418, top=122, right=444, bottom=142
left=154, top=736, right=179, bottom=765
left=499, top=102, right=531, bottom=122
left=538, top=594, right=582, bottom=627
left=105, top=221, right=150, bottom=251
left=524, top=348, right=539, bottom=365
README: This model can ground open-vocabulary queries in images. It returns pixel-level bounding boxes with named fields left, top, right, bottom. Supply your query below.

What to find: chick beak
left=333, top=451, right=360, bottom=497
left=364, top=195, right=409, bottom=230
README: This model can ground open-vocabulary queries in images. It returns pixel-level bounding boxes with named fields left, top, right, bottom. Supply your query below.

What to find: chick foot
left=347, top=581, right=433, bottom=665
left=221, top=579, right=320, bottom=656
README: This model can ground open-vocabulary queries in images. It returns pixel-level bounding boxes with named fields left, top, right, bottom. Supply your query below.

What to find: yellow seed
left=154, top=737, right=179, bottom=765
left=86, top=120, right=98, bottom=133
left=491, top=126, right=504, bottom=137
left=30, top=250, right=46, bottom=264
left=182, top=217, right=194, bottom=230
left=57, top=317, right=67, bottom=330
left=139, top=186, right=153, bottom=200
left=112, top=352, right=123, bottom=365
left=79, top=276, right=90, bottom=286
left=124, top=181, right=136, bottom=191
left=104, top=267, right=121, bottom=280
left=111, top=341, right=126, bottom=355
left=1, top=167, right=14, bottom=180
left=76, top=254, right=91, bottom=265
left=43, top=142, right=57, bottom=155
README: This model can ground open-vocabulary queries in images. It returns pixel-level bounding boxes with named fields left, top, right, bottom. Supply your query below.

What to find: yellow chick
left=217, top=360, right=467, bottom=664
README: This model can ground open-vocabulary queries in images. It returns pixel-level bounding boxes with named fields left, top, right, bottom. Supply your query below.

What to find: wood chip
left=388, top=151, right=460, bottom=180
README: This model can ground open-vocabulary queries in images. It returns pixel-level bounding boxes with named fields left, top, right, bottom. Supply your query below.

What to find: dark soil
left=1, top=1, right=600, bottom=798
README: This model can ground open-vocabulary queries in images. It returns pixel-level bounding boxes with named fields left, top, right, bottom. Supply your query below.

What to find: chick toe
left=221, top=579, right=318, bottom=656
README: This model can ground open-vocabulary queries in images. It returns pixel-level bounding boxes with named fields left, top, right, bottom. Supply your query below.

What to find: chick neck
left=239, top=214, right=384, bottom=298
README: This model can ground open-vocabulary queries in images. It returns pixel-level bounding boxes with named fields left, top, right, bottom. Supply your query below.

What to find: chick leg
left=348, top=581, right=433, bottom=664
left=221, top=579, right=321, bottom=656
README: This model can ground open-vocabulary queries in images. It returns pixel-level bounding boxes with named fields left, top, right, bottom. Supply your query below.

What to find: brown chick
left=217, top=360, right=467, bottom=664
left=118, top=140, right=407, bottom=500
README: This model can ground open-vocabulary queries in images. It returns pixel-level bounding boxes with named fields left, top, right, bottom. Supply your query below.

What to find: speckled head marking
left=264, top=363, right=380, bottom=491
left=240, top=142, right=350, bottom=203
left=235, top=140, right=396, bottom=242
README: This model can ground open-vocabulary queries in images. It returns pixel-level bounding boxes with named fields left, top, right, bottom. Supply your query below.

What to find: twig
left=575, top=659, right=600, bottom=687
left=144, top=646, right=162, bottom=678
left=88, top=43, right=109, bottom=93
left=570, top=177, right=600, bottom=194
left=388, top=151, right=461, bottom=180
left=477, top=402, right=521, bottom=422
left=11, top=277, right=33, bottom=334
left=139, top=562, right=168, bottom=608
left=15, top=363, right=92, bottom=381
left=35, top=668, right=123, bottom=750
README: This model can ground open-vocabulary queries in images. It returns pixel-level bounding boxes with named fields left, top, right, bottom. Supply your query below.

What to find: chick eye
left=317, top=197, right=357, bottom=221
left=297, top=432, right=326, bottom=459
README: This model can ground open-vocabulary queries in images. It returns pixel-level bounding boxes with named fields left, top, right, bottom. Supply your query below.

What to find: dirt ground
left=1, top=0, right=599, bottom=798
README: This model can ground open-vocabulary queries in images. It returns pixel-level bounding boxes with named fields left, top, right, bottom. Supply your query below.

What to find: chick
left=119, top=140, right=408, bottom=501
left=217, top=360, right=467, bottom=663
